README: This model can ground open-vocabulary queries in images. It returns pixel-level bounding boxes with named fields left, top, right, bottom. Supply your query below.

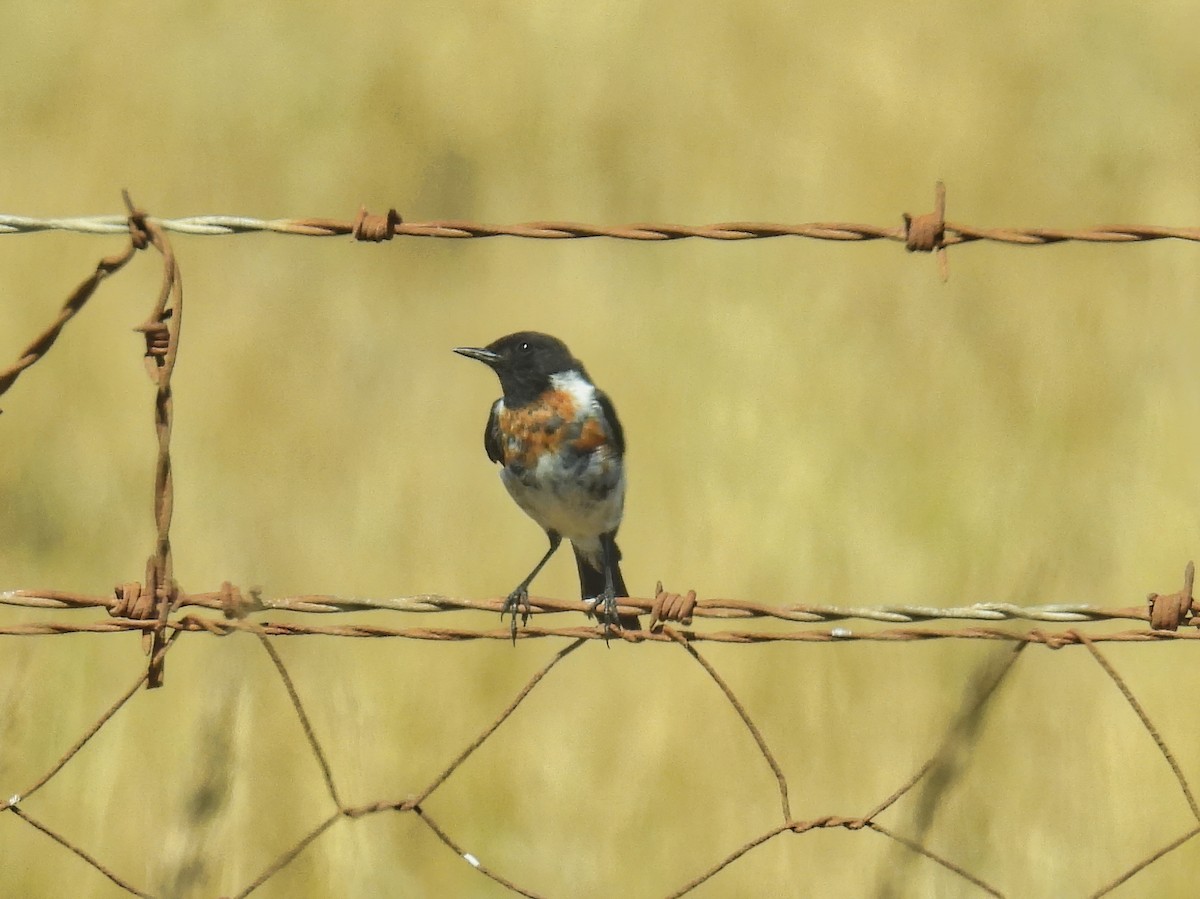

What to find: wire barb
left=1147, top=561, right=1196, bottom=631
left=904, top=181, right=949, bottom=280
left=649, top=581, right=698, bottom=629
left=350, top=205, right=402, bottom=241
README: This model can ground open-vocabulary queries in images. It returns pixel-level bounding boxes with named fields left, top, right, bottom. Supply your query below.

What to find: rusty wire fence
left=4, top=187, right=1200, bottom=897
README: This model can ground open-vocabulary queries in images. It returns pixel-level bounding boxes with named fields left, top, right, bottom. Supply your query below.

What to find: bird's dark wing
left=595, top=389, right=625, bottom=455
left=484, top=399, right=504, bottom=464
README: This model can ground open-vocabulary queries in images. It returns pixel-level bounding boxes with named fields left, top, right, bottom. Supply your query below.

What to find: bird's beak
left=453, top=346, right=501, bottom=367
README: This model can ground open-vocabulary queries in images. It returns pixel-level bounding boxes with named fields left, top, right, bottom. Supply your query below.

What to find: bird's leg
left=598, top=532, right=622, bottom=637
left=503, top=531, right=561, bottom=642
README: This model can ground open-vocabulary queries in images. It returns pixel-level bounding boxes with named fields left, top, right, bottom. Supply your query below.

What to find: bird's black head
left=454, top=331, right=583, bottom=405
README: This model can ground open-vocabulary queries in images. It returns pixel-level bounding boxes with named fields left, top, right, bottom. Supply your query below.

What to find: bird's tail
left=573, top=540, right=640, bottom=630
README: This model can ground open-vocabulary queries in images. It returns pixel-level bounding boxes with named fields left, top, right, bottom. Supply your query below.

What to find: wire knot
left=1147, top=561, right=1195, bottom=631
left=120, top=189, right=152, bottom=249
left=788, top=815, right=867, bottom=834
left=220, top=581, right=252, bottom=619
left=142, top=560, right=180, bottom=616
left=111, top=581, right=157, bottom=620
left=352, top=206, right=402, bottom=242
left=649, top=581, right=698, bottom=630
left=127, top=217, right=150, bottom=249
left=126, top=215, right=150, bottom=251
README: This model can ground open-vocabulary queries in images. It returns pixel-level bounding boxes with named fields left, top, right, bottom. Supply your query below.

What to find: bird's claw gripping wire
left=585, top=588, right=623, bottom=645
left=501, top=588, right=532, bottom=644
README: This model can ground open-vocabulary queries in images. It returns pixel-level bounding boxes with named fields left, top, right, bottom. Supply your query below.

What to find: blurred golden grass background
left=3, top=1, right=1200, bottom=896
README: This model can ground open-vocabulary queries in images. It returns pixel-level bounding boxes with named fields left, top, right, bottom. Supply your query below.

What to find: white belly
left=500, top=450, right=625, bottom=552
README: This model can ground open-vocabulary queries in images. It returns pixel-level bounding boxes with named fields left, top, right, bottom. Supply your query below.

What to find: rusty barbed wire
left=6, top=192, right=1200, bottom=895
left=123, top=191, right=184, bottom=688
left=4, top=616, right=1200, bottom=645
left=1, top=193, right=184, bottom=682
left=2, top=184, right=1199, bottom=248
left=5, top=562, right=1200, bottom=642
left=0, top=585, right=1162, bottom=625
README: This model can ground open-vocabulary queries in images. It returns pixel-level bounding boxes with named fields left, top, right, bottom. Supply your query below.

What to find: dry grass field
left=3, top=2, right=1200, bottom=896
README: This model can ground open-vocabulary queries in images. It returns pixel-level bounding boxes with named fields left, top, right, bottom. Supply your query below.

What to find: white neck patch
left=550, top=370, right=596, bottom=418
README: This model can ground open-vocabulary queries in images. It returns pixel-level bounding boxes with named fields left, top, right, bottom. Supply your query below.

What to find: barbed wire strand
left=0, top=583, right=1161, bottom=624
left=6, top=196, right=1200, bottom=896
left=0, top=614, right=1154, bottom=642
left=7, top=613, right=1200, bottom=646
left=2, top=190, right=1199, bottom=248
left=122, top=191, right=184, bottom=688
left=0, top=586, right=1160, bottom=625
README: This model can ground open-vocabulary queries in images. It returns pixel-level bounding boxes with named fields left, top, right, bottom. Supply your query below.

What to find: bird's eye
left=519, top=342, right=531, bottom=353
